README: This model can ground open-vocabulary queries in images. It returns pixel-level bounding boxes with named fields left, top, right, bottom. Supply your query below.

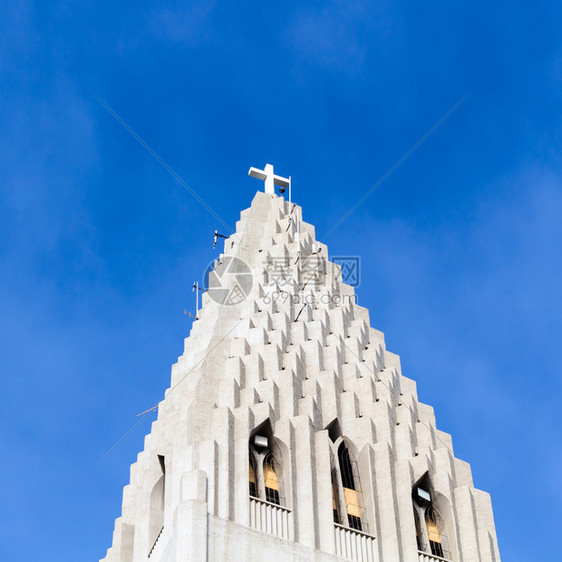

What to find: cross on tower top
left=248, top=163, right=290, bottom=195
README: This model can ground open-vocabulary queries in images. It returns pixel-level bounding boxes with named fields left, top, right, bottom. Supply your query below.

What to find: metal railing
left=418, top=551, right=452, bottom=562
left=249, top=496, right=293, bottom=540
left=334, top=523, right=377, bottom=562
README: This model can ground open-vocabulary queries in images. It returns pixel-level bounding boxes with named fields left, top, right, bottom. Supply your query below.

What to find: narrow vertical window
left=248, top=426, right=286, bottom=507
left=263, top=453, right=281, bottom=505
left=425, top=505, right=445, bottom=557
left=327, top=421, right=369, bottom=534
left=338, top=444, right=362, bottom=531
left=412, top=477, right=451, bottom=559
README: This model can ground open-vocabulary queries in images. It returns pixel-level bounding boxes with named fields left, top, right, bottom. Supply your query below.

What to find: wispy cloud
left=287, top=0, right=400, bottom=73
left=147, top=0, right=217, bottom=45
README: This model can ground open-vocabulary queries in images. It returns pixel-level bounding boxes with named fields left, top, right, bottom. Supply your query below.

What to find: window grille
left=331, top=443, right=368, bottom=533
left=425, top=505, right=447, bottom=558
left=263, top=452, right=281, bottom=505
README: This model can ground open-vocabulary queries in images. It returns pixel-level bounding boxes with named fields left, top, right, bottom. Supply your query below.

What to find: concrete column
left=372, top=444, right=401, bottom=561
left=174, top=470, right=208, bottom=562
left=315, top=430, right=336, bottom=554
left=292, top=416, right=319, bottom=548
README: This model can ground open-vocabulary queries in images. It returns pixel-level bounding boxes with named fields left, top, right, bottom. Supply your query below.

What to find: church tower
left=101, top=165, right=501, bottom=562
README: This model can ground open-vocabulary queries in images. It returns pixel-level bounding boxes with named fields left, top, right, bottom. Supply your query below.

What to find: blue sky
left=1, top=1, right=561, bottom=560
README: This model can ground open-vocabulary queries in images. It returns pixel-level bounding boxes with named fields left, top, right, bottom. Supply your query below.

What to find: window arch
left=248, top=423, right=285, bottom=506
left=327, top=422, right=368, bottom=533
left=412, top=475, right=451, bottom=559
left=337, top=444, right=363, bottom=530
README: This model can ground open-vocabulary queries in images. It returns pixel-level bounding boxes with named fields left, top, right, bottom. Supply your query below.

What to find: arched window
left=412, top=476, right=451, bottom=559
left=425, top=505, right=446, bottom=557
left=263, top=452, right=281, bottom=504
left=248, top=426, right=285, bottom=506
left=326, top=421, right=368, bottom=533
left=338, top=444, right=362, bottom=531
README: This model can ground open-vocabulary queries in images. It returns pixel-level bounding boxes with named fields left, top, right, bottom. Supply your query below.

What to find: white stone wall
left=101, top=191, right=501, bottom=562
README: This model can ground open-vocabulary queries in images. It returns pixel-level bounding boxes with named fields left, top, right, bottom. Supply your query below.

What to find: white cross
left=248, top=163, right=290, bottom=196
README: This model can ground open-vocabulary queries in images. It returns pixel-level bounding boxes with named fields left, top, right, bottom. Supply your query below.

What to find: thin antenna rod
left=192, top=282, right=200, bottom=319
left=296, top=204, right=300, bottom=246
left=213, top=230, right=228, bottom=249
left=136, top=405, right=159, bottom=417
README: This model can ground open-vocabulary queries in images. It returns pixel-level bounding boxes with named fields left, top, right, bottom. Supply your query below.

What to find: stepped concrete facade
left=101, top=186, right=501, bottom=562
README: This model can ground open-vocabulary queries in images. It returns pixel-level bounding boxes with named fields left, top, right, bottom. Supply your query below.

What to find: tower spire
left=100, top=170, right=501, bottom=562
